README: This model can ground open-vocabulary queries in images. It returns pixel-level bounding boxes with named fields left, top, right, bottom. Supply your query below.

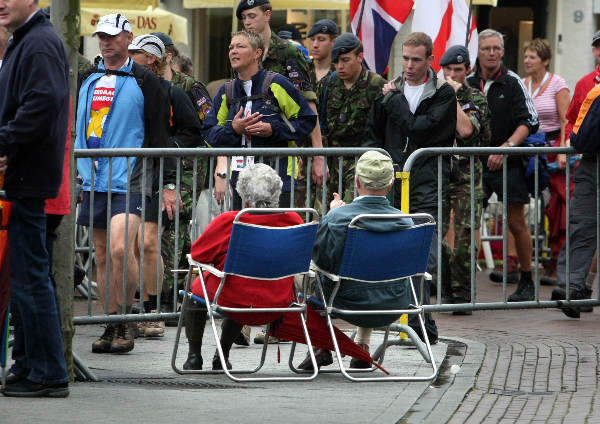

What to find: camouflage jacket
left=455, top=82, right=491, bottom=147
left=308, top=60, right=335, bottom=102
left=262, top=33, right=317, bottom=102
left=171, top=71, right=213, bottom=124
left=321, top=68, right=385, bottom=147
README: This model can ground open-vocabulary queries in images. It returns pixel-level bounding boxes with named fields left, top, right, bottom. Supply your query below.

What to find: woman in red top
left=183, top=163, right=303, bottom=371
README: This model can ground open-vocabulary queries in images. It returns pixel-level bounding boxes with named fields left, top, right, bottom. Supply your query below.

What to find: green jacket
left=455, top=82, right=491, bottom=147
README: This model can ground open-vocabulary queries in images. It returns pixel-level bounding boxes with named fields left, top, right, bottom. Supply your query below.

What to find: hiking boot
left=144, top=311, right=165, bottom=337
left=349, top=344, right=372, bottom=369
left=553, top=287, right=592, bottom=318
left=109, top=323, right=135, bottom=353
left=253, top=330, right=279, bottom=345
left=490, top=256, right=519, bottom=284
left=508, top=279, right=534, bottom=302
left=136, top=322, right=146, bottom=337
left=92, top=323, right=115, bottom=353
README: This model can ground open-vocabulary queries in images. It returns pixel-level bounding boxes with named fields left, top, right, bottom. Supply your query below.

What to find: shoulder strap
left=537, top=73, right=554, bottom=98
left=319, top=71, right=338, bottom=130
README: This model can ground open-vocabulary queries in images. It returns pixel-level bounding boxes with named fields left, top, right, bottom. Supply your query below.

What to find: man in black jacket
left=467, top=29, right=539, bottom=302
left=365, top=32, right=457, bottom=343
left=0, top=0, right=69, bottom=397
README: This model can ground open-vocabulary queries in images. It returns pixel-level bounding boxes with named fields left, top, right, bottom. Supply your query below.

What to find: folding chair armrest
left=187, top=254, right=224, bottom=278
left=310, top=260, right=340, bottom=282
left=424, top=272, right=432, bottom=281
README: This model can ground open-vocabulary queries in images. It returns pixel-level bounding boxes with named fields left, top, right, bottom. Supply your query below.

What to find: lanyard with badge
left=480, top=70, right=502, bottom=96
left=527, top=72, right=549, bottom=98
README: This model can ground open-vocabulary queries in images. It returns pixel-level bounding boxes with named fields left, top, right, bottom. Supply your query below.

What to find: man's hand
left=0, top=155, right=7, bottom=173
left=162, top=189, right=180, bottom=220
left=245, top=121, right=272, bottom=137
left=214, top=175, right=228, bottom=205
left=232, top=107, right=262, bottom=135
left=382, top=81, right=395, bottom=96
left=311, top=155, right=329, bottom=186
left=445, top=76, right=462, bottom=93
left=487, top=154, right=504, bottom=171
left=329, top=192, right=345, bottom=210
left=557, top=153, right=567, bottom=170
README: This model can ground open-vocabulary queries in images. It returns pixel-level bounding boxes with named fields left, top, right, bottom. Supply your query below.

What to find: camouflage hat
left=356, top=151, right=394, bottom=190
left=236, top=0, right=270, bottom=20
left=331, top=33, right=361, bottom=62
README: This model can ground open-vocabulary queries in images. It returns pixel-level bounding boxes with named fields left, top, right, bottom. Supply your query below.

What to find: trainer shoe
left=144, top=311, right=165, bottom=337
left=109, top=323, right=135, bottom=353
left=253, top=330, right=279, bottom=344
left=2, top=379, right=69, bottom=398
left=92, top=323, right=115, bottom=353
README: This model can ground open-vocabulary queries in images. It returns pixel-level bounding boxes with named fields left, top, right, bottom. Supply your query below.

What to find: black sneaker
left=489, top=270, right=519, bottom=284
left=212, top=351, right=232, bottom=370
left=2, top=379, right=69, bottom=398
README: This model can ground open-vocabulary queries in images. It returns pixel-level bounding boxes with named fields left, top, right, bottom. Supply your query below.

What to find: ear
left=127, top=31, right=134, bottom=44
left=357, top=52, right=364, bottom=62
left=265, top=9, right=271, bottom=21
left=354, top=175, right=361, bottom=190
left=427, top=54, right=434, bottom=67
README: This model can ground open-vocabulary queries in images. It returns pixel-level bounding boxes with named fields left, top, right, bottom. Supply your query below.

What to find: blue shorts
left=76, top=192, right=143, bottom=230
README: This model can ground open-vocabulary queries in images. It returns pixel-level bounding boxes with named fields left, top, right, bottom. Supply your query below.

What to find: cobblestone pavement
left=403, top=275, right=600, bottom=424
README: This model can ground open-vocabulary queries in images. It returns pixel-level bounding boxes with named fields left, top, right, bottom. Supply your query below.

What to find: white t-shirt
left=404, top=82, right=426, bottom=114
left=241, top=80, right=253, bottom=147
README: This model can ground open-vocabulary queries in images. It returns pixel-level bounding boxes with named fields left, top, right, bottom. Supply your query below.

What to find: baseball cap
left=593, top=31, right=600, bottom=46
left=307, top=19, right=339, bottom=38
left=151, top=32, right=174, bottom=47
left=128, top=34, right=165, bottom=60
left=356, top=151, right=394, bottom=190
left=92, top=13, right=132, bottom=37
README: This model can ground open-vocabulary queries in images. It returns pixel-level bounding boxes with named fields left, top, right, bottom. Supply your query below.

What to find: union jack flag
left=350, top=0, right=414, bottom=75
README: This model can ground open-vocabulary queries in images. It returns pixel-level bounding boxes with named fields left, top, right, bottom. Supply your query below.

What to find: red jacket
left=191, top=210, right=302, bottom=325
left=45, top=98, right=72, bottom=215
left=565, top=66, right=600, bottom=138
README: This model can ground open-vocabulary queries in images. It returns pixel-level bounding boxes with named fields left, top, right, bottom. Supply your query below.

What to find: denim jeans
left=8, top=198, right=68, bottom=385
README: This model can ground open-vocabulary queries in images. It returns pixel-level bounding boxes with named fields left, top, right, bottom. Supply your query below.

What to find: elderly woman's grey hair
left=236, top=163, right=282, bottom=208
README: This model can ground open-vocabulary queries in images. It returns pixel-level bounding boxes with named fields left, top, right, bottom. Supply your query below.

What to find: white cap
left=92, top=13, right=132, bottom=37
left=128, top=34, right=165, bottom=60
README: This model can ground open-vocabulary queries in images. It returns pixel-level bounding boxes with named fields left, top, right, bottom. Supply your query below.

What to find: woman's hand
left=245, top=121, right=272, bottom=137
left=232, top=107, right=262, bottom=135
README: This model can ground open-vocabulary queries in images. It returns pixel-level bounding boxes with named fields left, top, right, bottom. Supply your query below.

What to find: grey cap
left=331, top=33, right=361, bottom=62
left=440, top=45, right=470, bottom=66
left=236, top=0, right=270, bottom=20
left=151, top=32, right=174, bottom=47
left=593, top=31, right=600, bottom=46
left=307, top=19, right=339, bottom=38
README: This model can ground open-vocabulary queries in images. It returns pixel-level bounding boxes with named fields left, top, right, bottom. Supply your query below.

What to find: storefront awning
left=80, top=6, right=188, bottom=44
left=184, top=0, right=496, bottom=9
left=40, top=0, right=159, bottom=10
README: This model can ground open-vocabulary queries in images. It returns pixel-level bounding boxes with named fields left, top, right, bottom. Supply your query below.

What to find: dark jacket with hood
left=364, top=67, right=457, bottom=211
left=0, top=10, right=68, bottom=199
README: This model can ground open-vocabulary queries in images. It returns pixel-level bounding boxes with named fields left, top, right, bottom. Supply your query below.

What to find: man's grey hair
left=479, top=29, right=504, bottom=48
left=236, top=163, right=282, bottom=208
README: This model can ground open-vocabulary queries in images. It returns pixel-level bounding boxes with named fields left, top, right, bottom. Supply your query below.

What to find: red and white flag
left=411, top=0, right=478, bottom=72
left=350, top=0, right=414, bottom=75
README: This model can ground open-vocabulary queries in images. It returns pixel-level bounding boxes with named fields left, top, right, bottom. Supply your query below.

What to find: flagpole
left=355, top=0, right=367, bottom=36
left=465, top=0, right=474, bottom=47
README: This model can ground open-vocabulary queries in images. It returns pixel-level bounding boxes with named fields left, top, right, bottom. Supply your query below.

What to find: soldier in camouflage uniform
left=440, top=45, right=491, bottom=308
left=307, top=19, right=338, bottom=105
left=315, top=34, right=385, bottom=210
left=237, top=0, right=327, bottom=209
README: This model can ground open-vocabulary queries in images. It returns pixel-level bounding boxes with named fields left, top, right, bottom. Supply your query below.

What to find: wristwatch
left=216, top=172, right=227, bottom=179
left=507, top=141, right=515, bottom=148
left=163, top=183, right=176, bottom=190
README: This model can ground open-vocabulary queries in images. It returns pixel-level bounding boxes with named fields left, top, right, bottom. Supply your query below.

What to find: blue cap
left=440, top=45, right=470, bottom=67
left=331, top=33, right=361, bottom=62
left=307, top=19, right=339, bottom=38
left=236, top=0, right=270, bottom=20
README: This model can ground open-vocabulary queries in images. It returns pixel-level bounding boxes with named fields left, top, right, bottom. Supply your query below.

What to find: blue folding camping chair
left=310, top=213, right=438, bottom=382
left=171, top=208, right=320, bottom=382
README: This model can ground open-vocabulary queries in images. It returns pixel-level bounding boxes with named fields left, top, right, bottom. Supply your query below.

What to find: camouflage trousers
left=162, top=157, right=207, bottom=291
left=442, top=160, right=483, bottom=301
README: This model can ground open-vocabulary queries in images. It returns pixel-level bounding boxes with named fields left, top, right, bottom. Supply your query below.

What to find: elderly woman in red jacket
left=183, top=163, right=303, bottom=371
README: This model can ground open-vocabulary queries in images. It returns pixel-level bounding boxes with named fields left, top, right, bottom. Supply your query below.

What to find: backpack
left=318, top=71, right=337, bottom=131
left=224, top=71, right=295, bottom=133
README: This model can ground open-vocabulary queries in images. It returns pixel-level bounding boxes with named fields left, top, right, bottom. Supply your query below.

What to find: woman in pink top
left=523, top=38, right=570, bottom=284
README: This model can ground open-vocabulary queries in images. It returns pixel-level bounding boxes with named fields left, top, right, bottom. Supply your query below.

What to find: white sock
left=355, top=327, right=372, bottom=345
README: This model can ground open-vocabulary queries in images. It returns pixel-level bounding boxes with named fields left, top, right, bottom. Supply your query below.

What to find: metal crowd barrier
left=72, top=147, right=387, bottom=325
left=400, top=146, right=600, bottom=313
